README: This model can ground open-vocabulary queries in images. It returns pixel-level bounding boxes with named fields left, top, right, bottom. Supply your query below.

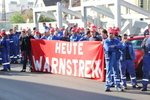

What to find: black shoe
left=140, top=88, right=147, bottom=91
left=105, top=88, right=111, bottom=92
left=8, top=68, right=11, bottom=71
left=11, top=61, right=14, bottom=64
left=110, top=83, right=115, bottom=87
left=132, top=85, right=141, bottom=89
left=1, top=69, right=8, bottom=71
left=15, top=61, right=18, bottom=64
left=30, top=68, right=33, bottom=72
left=20, top=69, right=26, bottom=72
left=123, top=86, right=127, bottom=90
left=116, top=87, right=124, bottom=92
left=20, top=61, right=23, bottom=64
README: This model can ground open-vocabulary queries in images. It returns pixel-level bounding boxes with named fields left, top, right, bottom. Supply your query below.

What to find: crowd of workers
left=0, top=22, right=150, bottom=92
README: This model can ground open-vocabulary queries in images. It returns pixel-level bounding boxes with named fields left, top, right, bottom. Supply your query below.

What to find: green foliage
left=9, top=12, right=26, bottom=23
left=39, top=15, right=53, bottom=22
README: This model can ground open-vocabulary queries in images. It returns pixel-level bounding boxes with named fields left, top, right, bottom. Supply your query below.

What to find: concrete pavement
left=0, top=64, right=149, bottom=100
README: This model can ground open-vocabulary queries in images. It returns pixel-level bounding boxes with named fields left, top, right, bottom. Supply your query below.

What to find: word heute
left=55, top=42, right=84, bottom=55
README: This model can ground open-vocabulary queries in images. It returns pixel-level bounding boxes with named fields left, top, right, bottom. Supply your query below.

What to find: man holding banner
left=103, top=29, right=123, bottom=92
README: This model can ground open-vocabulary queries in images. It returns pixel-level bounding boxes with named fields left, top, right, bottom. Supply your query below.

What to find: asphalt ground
left=0, top=63, right=149, bottom=100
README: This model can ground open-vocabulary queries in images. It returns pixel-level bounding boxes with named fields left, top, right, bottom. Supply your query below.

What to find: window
left=10, top=1, right=17, bottom=4
left=130, top=39, right=143, bottom=50
left=139, top=0, right=143, bottom=8
left=28, top=2, right=34, bottom=5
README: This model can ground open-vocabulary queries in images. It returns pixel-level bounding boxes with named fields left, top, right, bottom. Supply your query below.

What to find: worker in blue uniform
left=120, top=34, right=141, bottom=89
left=48, top=28, right=59, bottom=40
left=79, top=30, right=91, bottom=41
left=103, top=29, right=123, bottom=92
left=13, top=27, right=20, bottom=60
left=60, top=30, right=70, bottom=42
left=43, top=23, right=50, bottom=31
left=141, top=34, right=150, bottom=91
left=34, top=31, right=41, bottom=39
left=0, top=31, right=11, bottom=71
left=13, top=27, right=20, bottom=38
left=8, top=29, right=19, bottom=64
left=70, top=28, right=80, bottom=42
left=0, top=35, right=2, bottom=64
left=79, top=27, right=85, bottom=37
left=41, top=30, right=50, bottom=40
left=58, top=28, right=64, bottom=38
left=110, top=29, right=121, bottom=87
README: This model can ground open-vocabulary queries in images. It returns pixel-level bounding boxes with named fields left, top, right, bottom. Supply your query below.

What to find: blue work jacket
left=41, top=36, right=48, bottom=40
left=120, top=42, right=136, bottom=61
left=70, top=34, right=80, bottom=42
left=48, top=35, right=59, bottom=40
left=79, top=37, right=89, bottom=41
left=103, top=38, right=122, bottom=60
left=9, top=34, right=18, bottom=46
left=0, top=37, right=10, bottom=53
left=58, top=31, right=63, bottom=37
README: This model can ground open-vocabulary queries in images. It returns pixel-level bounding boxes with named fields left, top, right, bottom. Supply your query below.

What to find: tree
left=9, top=12, right=26, bottom=23
left=38, top=15, right=53, bottom=22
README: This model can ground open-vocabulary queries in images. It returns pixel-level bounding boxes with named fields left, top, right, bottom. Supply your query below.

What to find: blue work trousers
left=105, top=53, right=120, bottom=88
left=10, top=44, right=18, bottom=62
left=2, top=52, right=10, bottom=70
left=142, top=54, right=150, bottom=88
left=120, top=60, right=137, bottom=86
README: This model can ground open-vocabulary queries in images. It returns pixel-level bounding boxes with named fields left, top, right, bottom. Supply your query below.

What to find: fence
left=0, top=21, right=13, bottom=32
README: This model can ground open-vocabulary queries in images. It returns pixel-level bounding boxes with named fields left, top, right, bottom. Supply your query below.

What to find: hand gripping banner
left=31, top=39, right=105, bottom=81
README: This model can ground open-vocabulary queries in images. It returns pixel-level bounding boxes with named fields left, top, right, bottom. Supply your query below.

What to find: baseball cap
left=114, top=30, right=118, bottom=36
left=87, top=22, right=91, bottom=25
left=90, top=29, right=96, bottom=32
left=73, top=25, right=77, bottom=27
left=75, top=29, right=80, bottom=33
left=1, top=31, right=6, bottom=35
left=22, top=29, right=26, bottom=32
left=114, top=27, right=120, bottom=31
left=71, top=28, right=76, bottom=32
left=91, top=25, right=97, bottom=29
left=50, top=28, right=55, bottom=32
left=81, top=27, right=84, bottom=30
left=108, top=29, right=114, bottom=34
left=98, top=27, right=101, bottom=29
left=35, top=31, right=41, bottom=34
left=60, top=28, right=64, bottom=31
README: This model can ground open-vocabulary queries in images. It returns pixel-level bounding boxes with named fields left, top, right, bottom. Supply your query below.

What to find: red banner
left=31, top=39, right=105, bottom=81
